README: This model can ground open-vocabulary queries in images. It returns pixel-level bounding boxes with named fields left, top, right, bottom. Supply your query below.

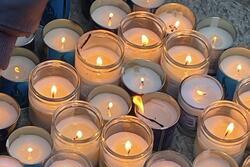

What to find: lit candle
left=119, top=12, right=165, bottom=63
left=0, top=156, right=22, bottom=167
left=51, top=101, right=103, bottom=167
left=131, top=0, right=165, bottom=10
left=217, top=47, right=250, bottom=99
left=133, top=92, right=180, bottom=150
left=7, top=126, right=52, bottom=166
left=0, top=101, right=18, bottom=129
left=151, top=160, right=181, bottom=167
left=178, top=75, right=223, bottom=134
left=122, top=60, right=165, bottom=95
left=155, top=3, right=195, bottom=34
left=49, top=159, right=83, bottom=167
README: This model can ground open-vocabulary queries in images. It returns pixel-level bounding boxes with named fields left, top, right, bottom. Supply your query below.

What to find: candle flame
left=211, top=36, right=218, bottom=46
left=61, top=37, right=66, bottom=44
left=73, top=130, right=83, bottom=140
left=139, top=77, right=145, bottom=90
left=185, top=55, right=192, bottom=65
left=141, top=35, right=149, bottom=46
left=108, top=13, right=114, bottom=27
left=224, top=122, right=234, bottom=137
left=96, top=56, right=103, bottom=66
left=27, top=147, right=33, bottom=153
left=237, top=64, right=242, bottom=72
left=51, top=85, right=57, bottom=98
left=133, top=96, right=144, bottom=114
left=107, top=102, right=113, bottom=117
left=196, top=90, right=207, bottom=96
left=174, top=20, right=180, bottom=28
left=14, top=66, right=20, bottom=73
left=124, top=140, right=132, bottom=155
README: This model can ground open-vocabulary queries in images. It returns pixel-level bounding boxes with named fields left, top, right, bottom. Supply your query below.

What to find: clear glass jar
left=75, top=30, right=124, bottom=98
left=29, top=60, right=80, bottom=131
left=118, top=11, right=166, bottom=63
left=161, top=30, right=211, bottom=98
left=193, top=150, right=238, bottom=167
left=195, top=101, right=249, bottom=164
left=144, top=150, right=192, bottom=167
left=43, top=151, right=93, bottom=167
left=100, top=115, right=153, bottom=167
left=51, top=101, right=103, bottom=167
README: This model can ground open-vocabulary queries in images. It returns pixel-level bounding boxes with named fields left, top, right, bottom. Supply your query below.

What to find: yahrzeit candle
left=75, top=30, right=124, bottom=98
left=118, top=11, right=166, bottom=63
left=161, top=30, right=211, bottom=98
left=195, top=101, right=249, bottom=163
left=193, top=150, right=238, bottom=167
left=130, top=0, right=165, bottom=12
left=217, top=47, right=250, bottom=100
left=51, top=101, right=103, bottom=167
left=197, top=17, right=236, bottom=75
left=90, top=0, right=131, bottom=30
left=0, top=93, right=20, bottom=152
left=100, top=116, right=153, bottom=167
left=178, top=75, right=224, bottom=136
left=29, top=60, right=80, bottom=130
left=6, top=126, right=52, bottom=166
left=133, top=92, right=180, bottom=150
left=43, top=19, right=83, bottom=65
left=43, top=151, right=93, bottom=167
left=88, top=84, right=132, bottom=122
left=144, top=150, right=192, bottom=167
left=155, top=3, right=195, bottom=34
left=0, top=156, right=23, bottom=167
left=0, top=47, right=39, bottom=108
left=122, top=59, right=166, bottom=95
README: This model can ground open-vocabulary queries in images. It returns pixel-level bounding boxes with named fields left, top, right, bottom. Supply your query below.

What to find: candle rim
left=234, top=78, right=250, bottom=110
left=0, top=155, right=23, bottom=166
left=15, top=33, right=35, bottom=47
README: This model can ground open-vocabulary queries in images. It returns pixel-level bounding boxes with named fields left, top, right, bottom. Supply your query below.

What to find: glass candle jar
left=128, top=0, right=165, bottom=12
left=29, top=60, right=80, bottom=131
left=0, top=93, right=20, bottom=152
left=193, top=150, right=238, bottom=167
left=217, top=47, right=250, bottom=100
left=144, top=150, right=192, bottom=167
left=43, top=19, right=84, bottom=65
left=43, top=151, right=93, bottom=167
left=197, top=17, right=236, bottom=75
left=118, top=11, right=166, bottom=63
left=161, top=30, right=211, bottom=98
left=100, top=115, right=153, bottom=167
left=90, top=0, right=131, bottom=31
left=155, top=3, right=196, bottom=34
left=75, top=30, right=124, bottom=99
left=51, top=101, right=103, bottom=167
left=195, top=101, right=249, bottom=164
left=243, top=156, right=250, bottom=167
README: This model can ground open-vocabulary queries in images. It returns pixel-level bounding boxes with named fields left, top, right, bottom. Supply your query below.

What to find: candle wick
left=127, top=149, right=131, bottom=155
left=136, top=109, right=164, bottom=128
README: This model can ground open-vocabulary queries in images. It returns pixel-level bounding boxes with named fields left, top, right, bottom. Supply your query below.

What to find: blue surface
left=47, top=48, right=75, bottom=66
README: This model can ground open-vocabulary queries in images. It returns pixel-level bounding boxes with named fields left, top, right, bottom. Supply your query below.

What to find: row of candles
left=0, top=1, right=249, bottom=167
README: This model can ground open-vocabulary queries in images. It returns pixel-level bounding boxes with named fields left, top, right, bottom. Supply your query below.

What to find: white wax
left=54, top=115, right=99, bottom=166
left=131, top=0, right=165, bottom=9
left=158, top=12, right=193, bottom=33
left=91, top=5, right=127, bottom=29
left=0, top=101, right=18, bottom=129
left=122, top=66, right=162, bottom=94
left=194, top=156, right=230, bottom=167
left=9, top=135, right=52, bottom=165
left=15, top=34, right=34, bottom=46
left=123, top=28, right=162, bottom=62
left=0, top=156, right=22, bottom=167
left=239, top=91, right=250, bottom=109
left=49, top=159, right=83, bottom=167
left=219, top=55, right=250, bottom=81
left=89, top=93, right=129, bottom=121
left=181, top=76, right=223, bottom=109
left=2, top=56, right=36, bottom=82
left=137, top=99, right=178, bottom=129
left=199, top=27, right=233, bottom=50
left=44, top=28, right=80, bottom=52
left=150, top=159, right=181, bottom=167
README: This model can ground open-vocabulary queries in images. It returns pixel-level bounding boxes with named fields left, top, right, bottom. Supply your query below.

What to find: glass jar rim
left=163, top=30, right=211, bottom=69
left=52, top=100, right=103, bottom=143
left=29, top=60, right=80, bottom=102
left=76, top=30, right=124, bottom=71
left=235, top=78, right=250, bottom=111
left=101, top=115, right=153, bottom=160
left=119, top=11, right=166, bottom=49
left=200, top=100, right=249, bottom=143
